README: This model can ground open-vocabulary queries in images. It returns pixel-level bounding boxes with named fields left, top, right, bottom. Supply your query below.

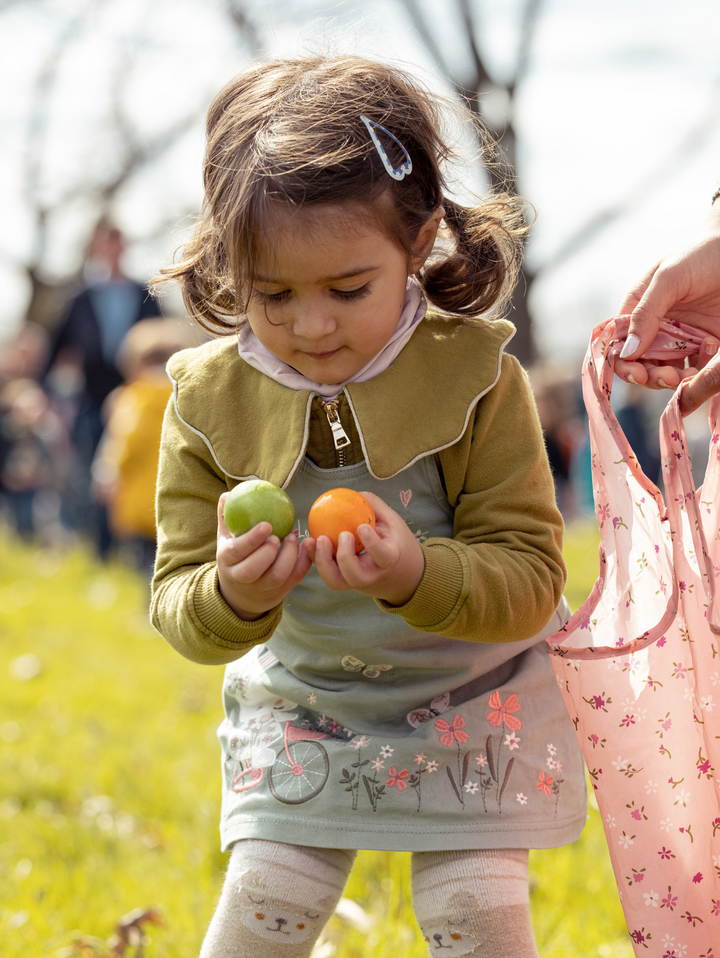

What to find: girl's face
left=245, top=204, right=434, bottom=385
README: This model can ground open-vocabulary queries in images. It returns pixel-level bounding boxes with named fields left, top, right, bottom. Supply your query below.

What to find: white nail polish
left=619, top=334, right=641, bottom=359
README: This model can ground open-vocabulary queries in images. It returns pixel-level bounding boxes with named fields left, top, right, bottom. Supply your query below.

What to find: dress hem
left=219, top=808, right=587, bottom=853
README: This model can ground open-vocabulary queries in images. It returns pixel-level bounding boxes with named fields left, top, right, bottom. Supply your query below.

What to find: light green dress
left=218, top=454, right=586, bottom=852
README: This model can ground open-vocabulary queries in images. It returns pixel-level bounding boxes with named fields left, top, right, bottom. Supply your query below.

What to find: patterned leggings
left=199, top=839, right=538, bottom=958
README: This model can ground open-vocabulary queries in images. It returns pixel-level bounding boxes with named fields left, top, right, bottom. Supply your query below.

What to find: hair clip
left=360, top=115, right=412, bottom=181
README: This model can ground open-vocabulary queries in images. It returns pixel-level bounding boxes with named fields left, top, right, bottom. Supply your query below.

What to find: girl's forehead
left=254, top=202, right=392, bottom=272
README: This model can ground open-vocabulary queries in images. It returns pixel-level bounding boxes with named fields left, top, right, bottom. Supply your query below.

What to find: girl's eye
left=333, top=284, right=371, bottom=301
left=254, top=289, right=291, bottom=303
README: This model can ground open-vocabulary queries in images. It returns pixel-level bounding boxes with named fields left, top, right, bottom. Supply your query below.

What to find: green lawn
left=0, top=521, right=633, bottom=957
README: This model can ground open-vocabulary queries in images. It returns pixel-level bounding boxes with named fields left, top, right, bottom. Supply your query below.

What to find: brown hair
left=155, top=54, right=528, bottom=335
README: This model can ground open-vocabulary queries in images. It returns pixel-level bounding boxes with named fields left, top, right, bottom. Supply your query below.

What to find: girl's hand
left=216, top=493, right=312, bottom=621
left=308, top=491, right=425, bottom=606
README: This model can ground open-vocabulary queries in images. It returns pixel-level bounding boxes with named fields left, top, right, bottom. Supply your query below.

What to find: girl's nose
left=290, top=298, right=337, bottom=341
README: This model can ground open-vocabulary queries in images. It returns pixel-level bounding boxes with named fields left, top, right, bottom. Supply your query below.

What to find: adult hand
left=615, top=202, right=720, bottom=388
left=678, top=351, right=720, bottom=417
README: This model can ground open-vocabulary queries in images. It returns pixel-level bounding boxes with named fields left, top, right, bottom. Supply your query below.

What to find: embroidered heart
left=400, top=489, right=412, bottom=508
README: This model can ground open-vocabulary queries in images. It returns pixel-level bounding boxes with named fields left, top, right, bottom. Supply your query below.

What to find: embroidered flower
left=349, top=735, right=370, bottom=750
left=505, top=732, right=520, bottom=750
left=486, top=692, right=522, bottom=731
left=307, top=692, right=317, bottom=704
left=475, top=754, right=487, bottom=768
left=328, top=720, right=342, bottom=734
left=414, top=753, right=426, bottom=765
left=371, top=758, right=385, bottom=772
left=435, top=714, right=469, bottom=747
left=425, top=760, right=439, bottom=773
left=464, top=782, right=479, bottom=794
left=380, top=744, right=394, bottom=757
left=536, top=772, right=553, bottom=796
left=516, top=793, right=528, bottom=805
left=386, top=767, right=409, bottom=790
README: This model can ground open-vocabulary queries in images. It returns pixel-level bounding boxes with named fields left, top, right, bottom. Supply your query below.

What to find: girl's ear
left=409, top=206, right=445, bottom=274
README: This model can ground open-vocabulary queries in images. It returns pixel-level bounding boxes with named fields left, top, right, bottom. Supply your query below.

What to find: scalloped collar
left=166, top=316, right=515, bottom=488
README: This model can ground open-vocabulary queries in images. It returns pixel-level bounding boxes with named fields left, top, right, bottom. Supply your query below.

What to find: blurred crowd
left=0, top=222, right=202, bottom=575
left=2, top=222, right=711, bottom=571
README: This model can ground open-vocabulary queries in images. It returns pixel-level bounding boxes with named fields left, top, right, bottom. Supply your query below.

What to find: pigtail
left=419, top=194, right=528, bottom=320
left=153, top=219, right=240, bottom=336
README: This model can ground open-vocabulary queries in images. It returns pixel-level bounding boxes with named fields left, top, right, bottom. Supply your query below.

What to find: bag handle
left=660, top=382, right=720, bottom=634
left=549, top=316, right=709, bottom=657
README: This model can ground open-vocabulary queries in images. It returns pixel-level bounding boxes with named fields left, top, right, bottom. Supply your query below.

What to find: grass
left=0, top=520, right=633, bottom=957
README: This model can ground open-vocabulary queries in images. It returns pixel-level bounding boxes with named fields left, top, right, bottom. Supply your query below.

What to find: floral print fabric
left=548, top=316, right=720, bottom=957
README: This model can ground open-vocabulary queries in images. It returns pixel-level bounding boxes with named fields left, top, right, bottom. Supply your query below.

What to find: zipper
left=322, top=400, right=351, bottom=467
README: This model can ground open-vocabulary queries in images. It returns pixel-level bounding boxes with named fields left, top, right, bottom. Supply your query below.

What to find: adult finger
left=696, top=336, right=720, bottom=370
left=619, top=268, right=680, bottom=360
left=617, top=262, right=658, bottom=317
left=678, top=352, right=720, bottom=417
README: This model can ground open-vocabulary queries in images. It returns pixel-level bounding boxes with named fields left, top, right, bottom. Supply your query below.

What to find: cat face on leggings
left=240, top=872, right=332, bottom=944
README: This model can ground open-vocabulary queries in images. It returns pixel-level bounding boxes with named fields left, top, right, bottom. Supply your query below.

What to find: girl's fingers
left=221, top=520, right=274, bottom=560
left=217, top=493, right=232, bottom=539
left=220, top=532, right=280, bottom=583
left=313, top=535, right=351, bottom=591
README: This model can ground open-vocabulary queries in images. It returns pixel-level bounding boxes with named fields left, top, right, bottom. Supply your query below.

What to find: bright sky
left=1, top=0, right=719, bottom=361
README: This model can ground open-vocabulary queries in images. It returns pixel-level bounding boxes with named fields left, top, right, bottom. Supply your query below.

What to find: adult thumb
left=619, top=272, right=676, bottom=359
left=678, top=352, right=720, bottom=417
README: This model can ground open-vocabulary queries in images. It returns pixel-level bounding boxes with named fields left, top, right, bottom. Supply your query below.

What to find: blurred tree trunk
left=397, top=0, right=543, bottom=365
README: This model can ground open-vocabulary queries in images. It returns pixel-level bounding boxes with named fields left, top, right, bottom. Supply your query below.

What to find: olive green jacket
left=150, top=316, right=566, bottom=665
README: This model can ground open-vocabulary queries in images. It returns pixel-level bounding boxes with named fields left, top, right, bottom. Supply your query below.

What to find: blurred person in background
left=43, top=220, right=161, bottom=556
left=529, top=363, right=586, bottom=518
left=0, top=377, right=71, bottom=540
left=91, top=318, right=202, bottom=577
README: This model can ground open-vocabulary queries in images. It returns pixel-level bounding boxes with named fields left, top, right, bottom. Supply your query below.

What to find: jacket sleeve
left=150, top=396, right=282, bottom=665
left=377, top=354, right=566, bottom=643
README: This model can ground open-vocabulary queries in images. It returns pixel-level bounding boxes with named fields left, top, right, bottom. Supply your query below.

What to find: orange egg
left=308, top=488, right=376, bottom=555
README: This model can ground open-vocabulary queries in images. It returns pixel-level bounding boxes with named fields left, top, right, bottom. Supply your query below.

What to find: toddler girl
left=151, top=54, right=586, bottom=958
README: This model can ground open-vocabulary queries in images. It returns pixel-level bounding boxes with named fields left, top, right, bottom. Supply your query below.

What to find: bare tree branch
left=537, top=73, right=720, bottom=275
left=225, top=0, right=264, bottom=53
left=395, top=0, right=451, bottom=76
left=509, top=0, right=544, bottom=96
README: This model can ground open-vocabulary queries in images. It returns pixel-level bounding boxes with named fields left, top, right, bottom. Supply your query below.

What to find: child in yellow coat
left=92, top=318, right=201, bottom=571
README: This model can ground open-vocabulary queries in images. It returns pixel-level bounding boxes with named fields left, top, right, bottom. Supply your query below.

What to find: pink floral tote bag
left=548, top=316, right=720, bottom=957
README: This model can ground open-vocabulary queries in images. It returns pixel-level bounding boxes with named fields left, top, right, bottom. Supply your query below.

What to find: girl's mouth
left=305, top=348, right=341, bottom=361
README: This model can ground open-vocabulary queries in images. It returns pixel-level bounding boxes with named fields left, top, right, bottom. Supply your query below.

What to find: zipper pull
left=322, top=400, right=351, bottom=451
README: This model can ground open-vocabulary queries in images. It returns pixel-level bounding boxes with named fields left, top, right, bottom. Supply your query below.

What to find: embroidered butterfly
left=341, top=655, right=393, bottom=679
left=406, top=692, right=451, bottom=728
